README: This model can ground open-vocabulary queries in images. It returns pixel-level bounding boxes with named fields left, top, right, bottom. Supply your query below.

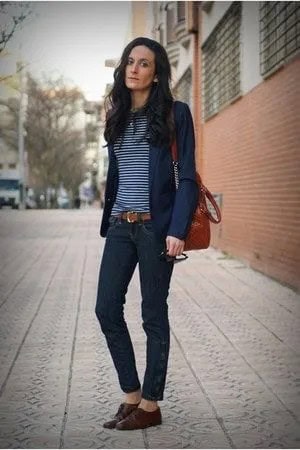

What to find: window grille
left=177, top=2, right=185, bottom=23
left=173, top=68, right=192, bottom=107
left=166, top=6, right=175, bottom=44
left=202, top=2, right=241, bottom=120
left=260, top=1, right=300, bottom=77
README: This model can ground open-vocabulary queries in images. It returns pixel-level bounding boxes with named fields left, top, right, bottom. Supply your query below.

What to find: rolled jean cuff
left=122, top=384, right=141, bottom=394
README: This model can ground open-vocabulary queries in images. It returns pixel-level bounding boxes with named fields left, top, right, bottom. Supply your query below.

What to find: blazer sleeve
left=167, top=102, right=198, bottom=240
left=100, top=146, right=118, bottom=237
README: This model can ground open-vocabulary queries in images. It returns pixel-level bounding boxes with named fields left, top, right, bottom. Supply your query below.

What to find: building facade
left=0, top=64, right=28, bottom=207
left=199, top=1, right=300, bottom=289
left=130, top=1, right=300, bottom=290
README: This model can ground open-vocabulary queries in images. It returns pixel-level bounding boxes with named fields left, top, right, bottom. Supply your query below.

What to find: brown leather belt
left=114, top=211, right=151, bottom=223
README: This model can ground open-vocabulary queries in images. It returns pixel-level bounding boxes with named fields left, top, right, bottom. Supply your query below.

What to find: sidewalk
left=0, top=209, right=299, bottom=449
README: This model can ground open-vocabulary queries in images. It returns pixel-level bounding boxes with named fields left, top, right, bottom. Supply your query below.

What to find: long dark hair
left=104, top=37, right=174, bottom=148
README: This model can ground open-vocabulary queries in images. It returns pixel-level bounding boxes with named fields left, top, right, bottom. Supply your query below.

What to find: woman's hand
left=166, top=236, right=185, bottom=257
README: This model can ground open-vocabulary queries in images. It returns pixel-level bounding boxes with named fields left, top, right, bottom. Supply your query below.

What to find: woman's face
left=125, top=45, right=157, bottom=94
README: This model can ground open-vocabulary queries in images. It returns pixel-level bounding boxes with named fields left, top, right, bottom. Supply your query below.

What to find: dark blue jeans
left=95, top=217, right=174, bottom=401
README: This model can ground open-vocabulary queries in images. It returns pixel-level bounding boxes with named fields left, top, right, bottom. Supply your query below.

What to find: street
left=0, top=208, right=299, bottom=449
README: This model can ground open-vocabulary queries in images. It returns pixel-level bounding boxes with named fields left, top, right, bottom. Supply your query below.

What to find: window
left=173, top=68, right=192, bottom=107
left=157, top=24, right=164, bottom=45
left=260, top=2, right=300, bottom=77
left=177, top=2, right=185, bottom=23
left=8, top=163, right=16, bottom=169
left=202, top=2, right=241, bottom=120
left=0, top=179, right=19, bottom=190
left=166, top=6, right=175, bottom=44
left=0, top=163, right=3, bottom=170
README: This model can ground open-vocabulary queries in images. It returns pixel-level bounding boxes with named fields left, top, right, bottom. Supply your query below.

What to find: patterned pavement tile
left=0, top=209, right=299, bottom=448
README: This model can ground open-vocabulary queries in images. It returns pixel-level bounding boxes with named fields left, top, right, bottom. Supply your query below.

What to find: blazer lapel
left=149, top=144, right=162, bottom=191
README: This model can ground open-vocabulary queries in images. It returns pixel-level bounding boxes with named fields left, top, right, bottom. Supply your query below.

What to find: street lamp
left=17, top=61, right=26, bottom=209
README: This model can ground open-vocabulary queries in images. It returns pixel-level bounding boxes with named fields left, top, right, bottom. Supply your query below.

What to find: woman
left=95, top=37, right=198, bottom=431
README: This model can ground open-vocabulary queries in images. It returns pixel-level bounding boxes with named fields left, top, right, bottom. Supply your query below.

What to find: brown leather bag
left=171, top=140, right=221, bottom=251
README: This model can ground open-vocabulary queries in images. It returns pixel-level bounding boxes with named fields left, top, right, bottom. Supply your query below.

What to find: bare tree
left=0, top=2, right=31, bottom=55
left=0, top=73, right=88, bottom=201
left=0, top=95, right=18, bottom=151
left=25, top=74, right=87, bottom=197
left=0, top=2, right=32, bottom=83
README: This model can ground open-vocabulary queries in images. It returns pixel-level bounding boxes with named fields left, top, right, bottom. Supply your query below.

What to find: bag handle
left=171, top=140, right=221, bottom=224
left=200, top=184, right=222, bottom=224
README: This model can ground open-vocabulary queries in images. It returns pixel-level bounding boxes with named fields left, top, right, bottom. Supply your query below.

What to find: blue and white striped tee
left=111, top=111, right=150, bottom=215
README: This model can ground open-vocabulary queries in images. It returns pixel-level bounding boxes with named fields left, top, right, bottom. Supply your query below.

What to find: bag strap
left=171, top=139, right=221, bottom=224
left=171, top=140, right=178, bottom=161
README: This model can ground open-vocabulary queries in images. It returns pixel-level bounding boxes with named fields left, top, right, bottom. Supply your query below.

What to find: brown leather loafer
left=103, top=402, right=139, bottom=429
left=115, top=407, right=162, bottom=430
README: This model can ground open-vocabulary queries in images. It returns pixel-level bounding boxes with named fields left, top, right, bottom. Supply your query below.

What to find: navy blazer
left=100, top=100, right=198, bottom=240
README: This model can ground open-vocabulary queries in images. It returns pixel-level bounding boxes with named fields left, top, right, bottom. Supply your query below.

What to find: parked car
left=0, top=169, right=20, bottom=209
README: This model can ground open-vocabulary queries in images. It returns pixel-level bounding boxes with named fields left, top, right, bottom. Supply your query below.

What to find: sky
left=1, top=1, right=132, bottom=100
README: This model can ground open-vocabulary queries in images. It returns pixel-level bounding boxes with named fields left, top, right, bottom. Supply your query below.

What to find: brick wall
left=200, top=57, right=300, bottom=290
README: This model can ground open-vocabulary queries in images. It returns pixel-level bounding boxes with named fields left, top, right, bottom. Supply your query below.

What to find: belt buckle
left=126, top=211, right=137, bottom=223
